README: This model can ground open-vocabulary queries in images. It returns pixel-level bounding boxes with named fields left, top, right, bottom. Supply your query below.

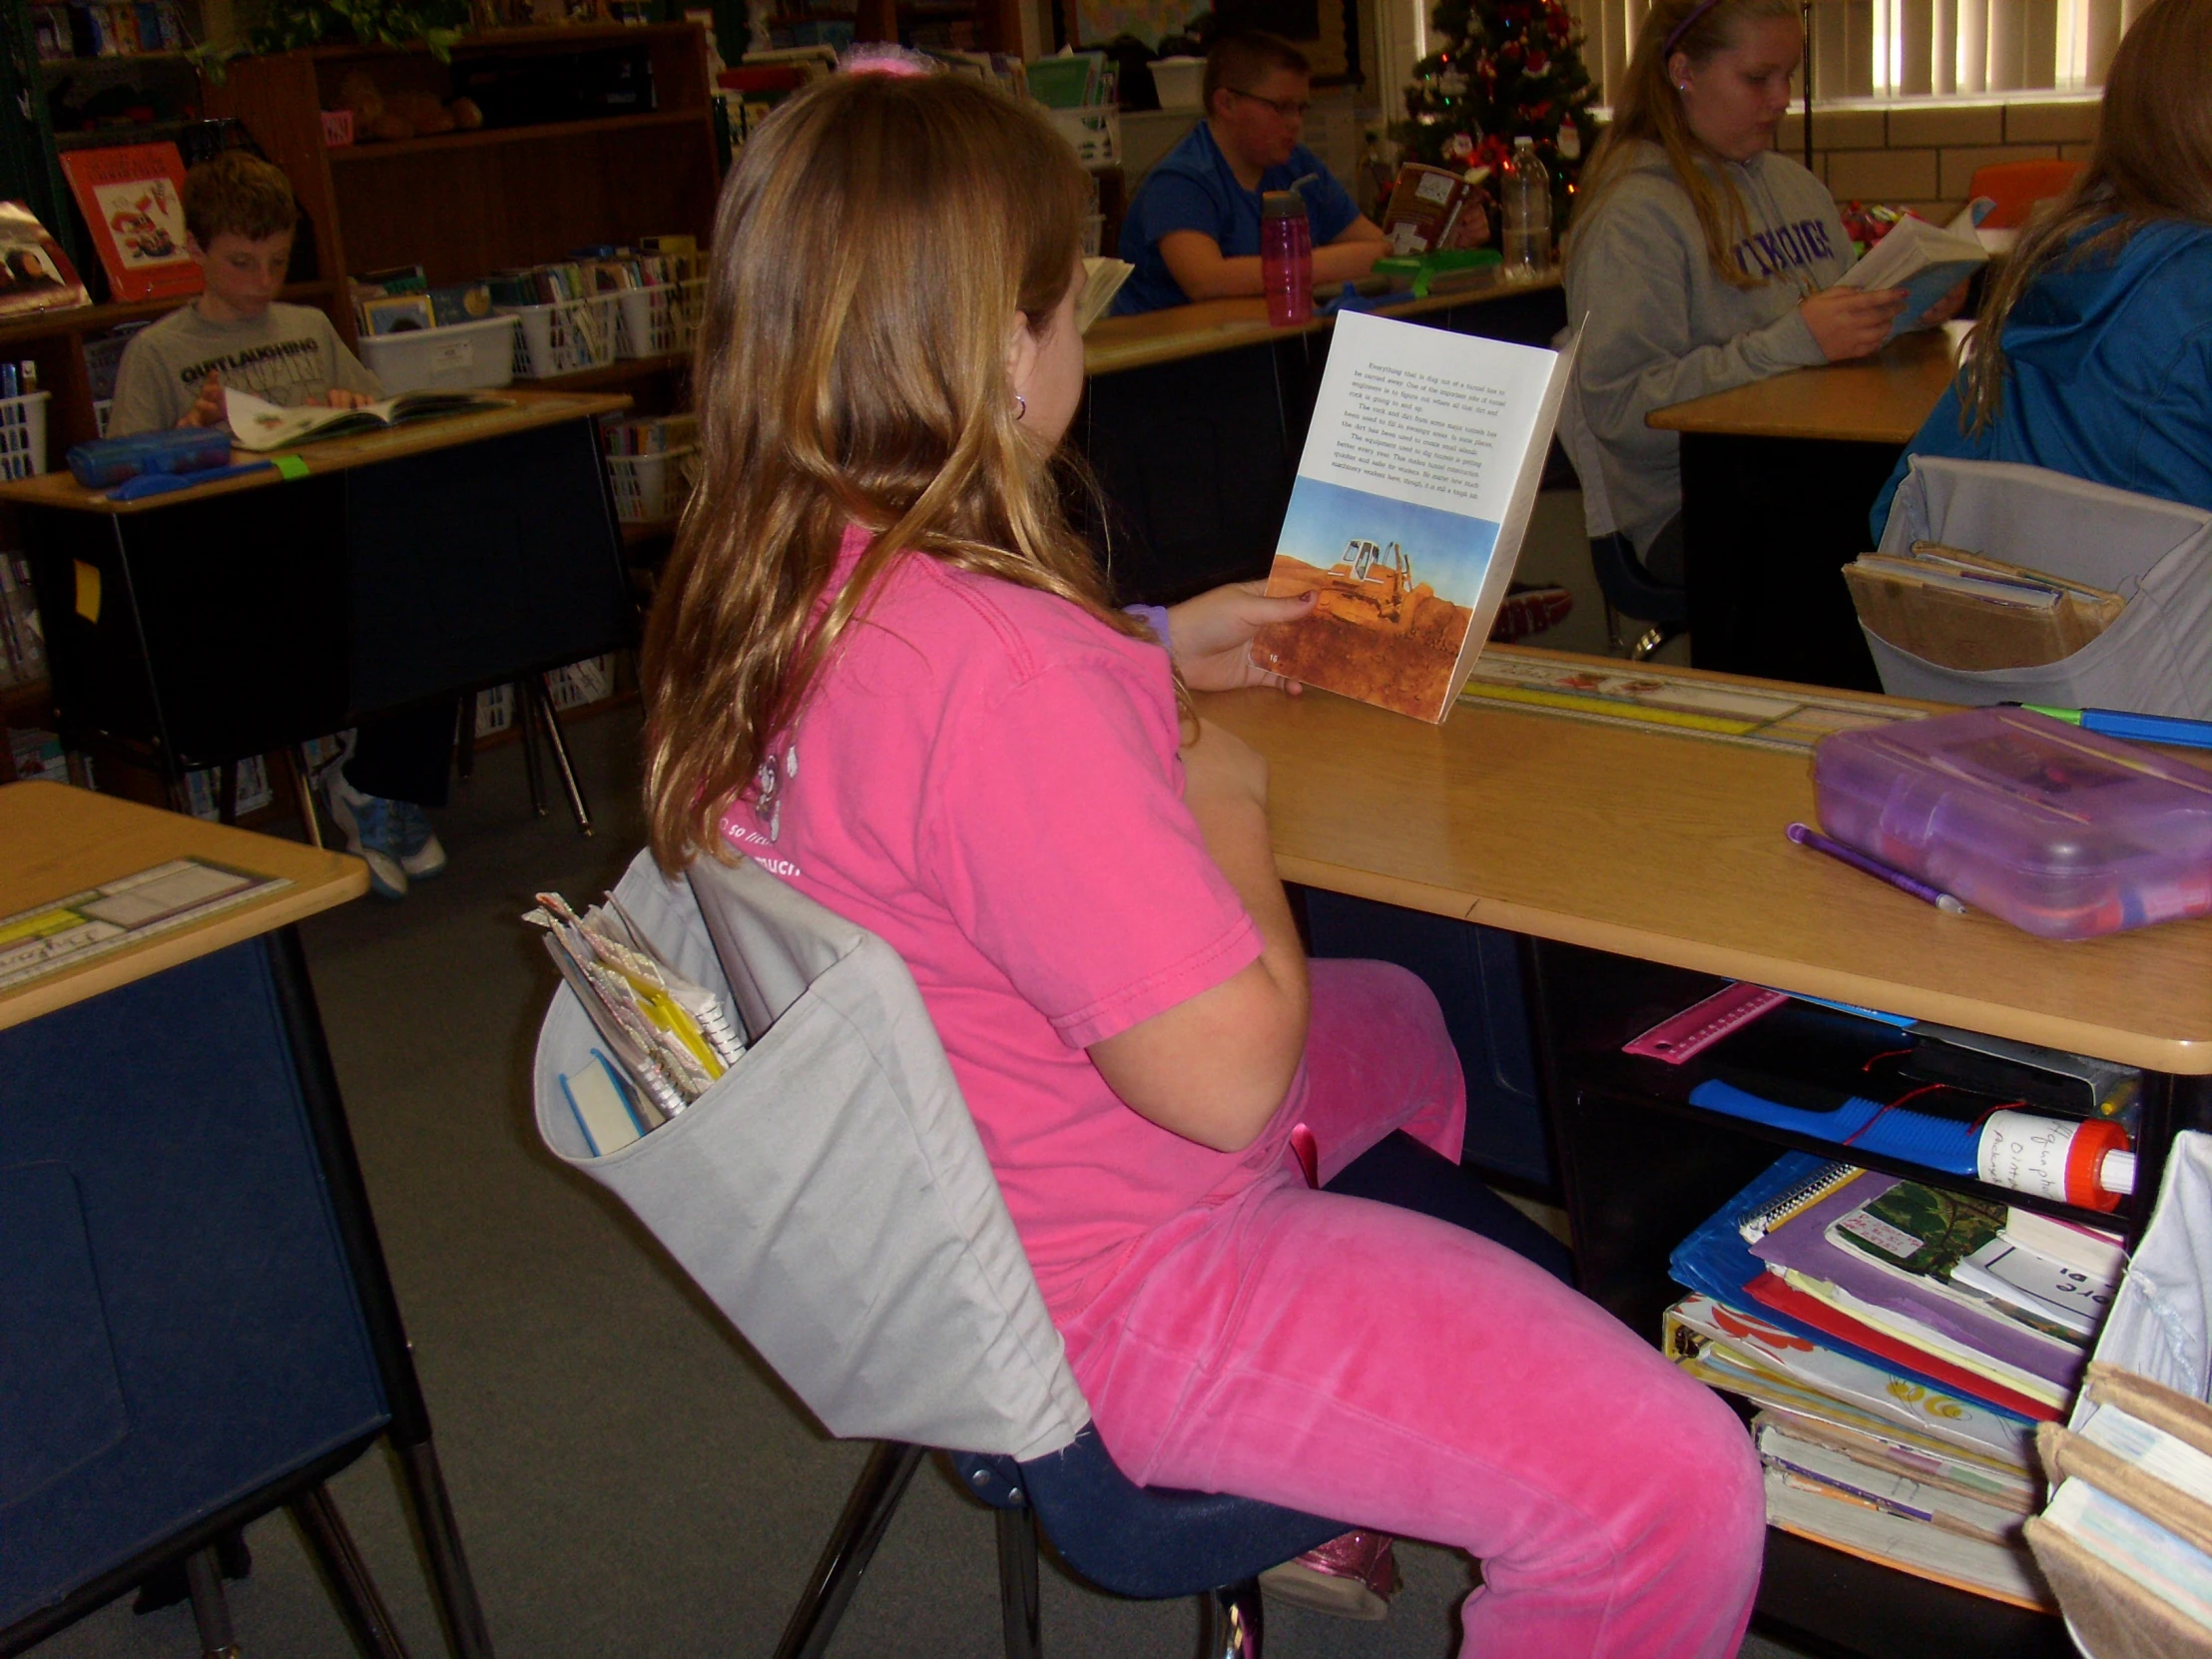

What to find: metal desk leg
left=529, top=674, right=592, bottom=836
left=184, top=1550, right=242, bottom=1659
left=266, top=929, right=495, bottom=1659
left=515, top=685, right=547, bottom=819
left=290, top=1484, right=414, bottom=1659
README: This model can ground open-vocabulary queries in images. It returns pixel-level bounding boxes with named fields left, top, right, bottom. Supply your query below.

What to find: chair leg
left=773, top=1441, right=926, bottom=1659
left=289, top=1483, right=415, bottom=1659
left=514, top=684, right=548, bottom=819
left=184, top=1547, right=243, bottom=1659
left=994, top=1503, right=1041, bottom=1659
left=529, top=674, right=593, bottom=836
left=286, top=747, right=324, bottom=848
left=1199, top=1578, right=1265, bottom=1659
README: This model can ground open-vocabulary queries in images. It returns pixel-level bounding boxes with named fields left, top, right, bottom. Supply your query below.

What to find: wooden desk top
left=1084, top=274, right=1563, bottom=377
left=1646, top=323, right=1964, bottom=444
left=1199, top=650, right=2212, bottom=1074
left=0, top=389, right=633, bottom=517
left=0, top=782, right=367, bottom=1029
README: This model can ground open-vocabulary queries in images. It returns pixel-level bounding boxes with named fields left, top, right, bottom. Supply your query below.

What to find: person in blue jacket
left=1112, top=31, right=1386, bottom=315
left=1873, top=0, right=2212, bottom=540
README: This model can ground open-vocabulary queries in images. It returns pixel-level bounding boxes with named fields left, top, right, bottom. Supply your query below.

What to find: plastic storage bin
left=499, top=293, right=623, bottom=378
left=0, top=391, right=51, bottom=480
left=1150, top=55, right=1203, bottom=110
left=613, top=278, right=708, bottom=360
left=357, top=315, right=520, bottom=394
left=606, top=447, right=696, bottom=524
left=1812, top=705, right=2212, bottom=939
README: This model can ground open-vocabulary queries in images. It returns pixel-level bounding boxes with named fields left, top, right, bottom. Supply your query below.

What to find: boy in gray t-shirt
left=110, top=153, right=448, bottom=901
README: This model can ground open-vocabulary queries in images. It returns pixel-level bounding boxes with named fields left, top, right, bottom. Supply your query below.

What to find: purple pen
left=1787, top=822, right=1968, bottom=915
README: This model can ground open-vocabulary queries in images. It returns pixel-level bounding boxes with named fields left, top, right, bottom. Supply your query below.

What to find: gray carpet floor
left=30, top=641, right=1812, bottom=1659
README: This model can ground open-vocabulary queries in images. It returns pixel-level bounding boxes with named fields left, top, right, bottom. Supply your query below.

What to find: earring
left=1014, top=393, right=1027, bottom=421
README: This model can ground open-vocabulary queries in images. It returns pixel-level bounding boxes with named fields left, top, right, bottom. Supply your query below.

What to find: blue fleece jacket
left=1873, top=218, right=2212, bottom=540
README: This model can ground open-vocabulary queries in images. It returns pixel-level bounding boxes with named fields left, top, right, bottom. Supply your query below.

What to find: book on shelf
left=1816, top=1178, right=2099, bottom=1357
left=1951, top=1232, right=2116, bottom=1341
left=1756, top=1415, right=2031, bottom=1543
left=1764, top=1465, right=2052, bottom=1610
left=224, top=386, right=509, bottom=451
left=0, top=201, right=88, bottom=320
left=58, top=142, right=197, bottom=303
left=2028, top=1475, right=2212, bottom=1640
left=1838, top=211, right=1987, bottom=341
left=1249, top=311, right=1572, bottom=722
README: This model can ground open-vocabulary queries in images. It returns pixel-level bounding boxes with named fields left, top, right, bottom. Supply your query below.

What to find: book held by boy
left=224, top=386, right=510, bottom=451
left=1250, top=311, right=1572, bottom=722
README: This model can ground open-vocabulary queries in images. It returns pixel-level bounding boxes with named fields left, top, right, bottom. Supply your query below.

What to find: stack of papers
left=1665, top=1151, right=2126, bottom=1608
left=529, top=890, right=746, bottom=1153
left=1844, top=540, right=2125, bottom=671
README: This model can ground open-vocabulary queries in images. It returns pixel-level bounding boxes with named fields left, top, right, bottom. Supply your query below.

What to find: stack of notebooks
left=1844, top=539, right=2124, bottom=671
left=1668, top=1151, right=2127, bottom=1608
left=528, top=890, right=746, bottom=1157
left=2027, top=1366, right=2212, bottom=1656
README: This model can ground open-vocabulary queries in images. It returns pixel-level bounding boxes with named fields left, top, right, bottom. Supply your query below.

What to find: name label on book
left=1836, top=1210, right=1923, bottom=1260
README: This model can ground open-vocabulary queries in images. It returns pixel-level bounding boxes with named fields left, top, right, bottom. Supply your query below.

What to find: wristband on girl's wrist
left=1124, top=603, right=1171, bottom=654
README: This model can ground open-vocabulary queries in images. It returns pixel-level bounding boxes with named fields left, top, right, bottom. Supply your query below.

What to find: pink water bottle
left=1262, top=189, right=1312, bottom=326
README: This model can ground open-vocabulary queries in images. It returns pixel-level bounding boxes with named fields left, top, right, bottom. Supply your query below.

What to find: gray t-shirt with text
left=107, top=301, right=383, bottom=435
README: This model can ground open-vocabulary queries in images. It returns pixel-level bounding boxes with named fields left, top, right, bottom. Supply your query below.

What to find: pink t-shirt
left=719, top=529, right=1269, bottom=1315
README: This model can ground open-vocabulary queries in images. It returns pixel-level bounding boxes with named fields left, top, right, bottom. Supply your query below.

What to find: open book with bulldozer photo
left=1251, top=312, right=1574, bottom=722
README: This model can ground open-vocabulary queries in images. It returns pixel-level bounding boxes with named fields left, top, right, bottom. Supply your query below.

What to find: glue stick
left=1975, top=1110, right=2134, bottom=1212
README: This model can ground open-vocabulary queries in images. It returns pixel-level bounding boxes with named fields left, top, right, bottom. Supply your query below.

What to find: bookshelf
left=203, top=23, right=720, bottom=354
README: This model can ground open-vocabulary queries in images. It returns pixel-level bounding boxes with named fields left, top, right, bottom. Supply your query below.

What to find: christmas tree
left=1394, top=0, right=1600, bottom=230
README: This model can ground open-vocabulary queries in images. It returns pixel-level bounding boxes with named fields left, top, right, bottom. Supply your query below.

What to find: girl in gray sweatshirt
left=1563, top=0, right=1913, bottom=578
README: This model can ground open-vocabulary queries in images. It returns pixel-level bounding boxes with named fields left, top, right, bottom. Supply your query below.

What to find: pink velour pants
left=1058, top=959, right=1767, bottom=1657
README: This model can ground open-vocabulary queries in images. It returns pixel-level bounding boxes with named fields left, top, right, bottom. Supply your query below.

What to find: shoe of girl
left=1258, top=1529, right=1399, bottom=1620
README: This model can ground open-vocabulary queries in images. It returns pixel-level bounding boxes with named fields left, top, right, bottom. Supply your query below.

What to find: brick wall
left=1773, top=96, right=2102, bottom=224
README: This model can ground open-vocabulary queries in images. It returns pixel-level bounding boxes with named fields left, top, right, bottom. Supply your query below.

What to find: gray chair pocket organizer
left=1867, top=456, right=2212, bottom=718
left=532, top=848, right=1089, bottom=1463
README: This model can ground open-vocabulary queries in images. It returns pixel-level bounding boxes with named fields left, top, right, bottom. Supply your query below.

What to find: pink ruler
left=1623, top=982, right=1789, bottom=1064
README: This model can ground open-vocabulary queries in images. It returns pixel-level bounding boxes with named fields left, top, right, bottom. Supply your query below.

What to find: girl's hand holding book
left=1166, top=580, right=1316, bottom=694
left=1801, top=284, right=1913, bottom=361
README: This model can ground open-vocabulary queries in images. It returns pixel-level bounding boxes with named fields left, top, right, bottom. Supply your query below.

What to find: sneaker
left=324, top=772, right=408, bottom=901
left=1260, top=1529, right=1399, bottom=1621
left=1489, top=583, right=1575, bottom=644
left=393, top=802, right=447, bottom=880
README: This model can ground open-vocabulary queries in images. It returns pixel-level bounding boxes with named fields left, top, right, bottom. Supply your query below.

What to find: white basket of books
left=0, top=391, right=51, bottom=480
left=359, top=315, right=520, bottom=394
left=1047, top=105, right=1120, bottom=170
left=499, top=293, right=623, bottom=379
left=607, top=447, right=698, bottom=524
left=614, top=277, right=709, bottom=360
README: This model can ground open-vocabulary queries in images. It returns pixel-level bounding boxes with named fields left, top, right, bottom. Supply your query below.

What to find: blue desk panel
left=0, top=941, right=388, bottom=1628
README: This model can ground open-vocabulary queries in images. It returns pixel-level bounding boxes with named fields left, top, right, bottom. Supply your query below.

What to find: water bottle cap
left=1261, top=190, right=1309, bottom=219
left=1513, top=135, right=1535, bottom=149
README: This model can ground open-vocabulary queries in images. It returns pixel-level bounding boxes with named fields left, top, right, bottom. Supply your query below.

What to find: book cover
left=1775, top=1269, right=2072, bottom=1406
left=1250, top=312, right=1571, bottom=722
left=1755, top=1174, right=2089, bottom=1386
left=59, top=143, right=198, bottom=303
left=0, top=201, right=88, bottom=319
left=1839, top=213, right=1986, bottom=341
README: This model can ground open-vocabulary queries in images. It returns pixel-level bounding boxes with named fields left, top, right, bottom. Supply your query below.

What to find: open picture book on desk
left=1251, top=311, right=1572, bottom=721
left=224, top=386, right=510, bottom=452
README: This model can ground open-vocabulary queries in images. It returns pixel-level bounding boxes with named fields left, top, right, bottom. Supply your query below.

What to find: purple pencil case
left=1812, top=706, right=2212, bottom=940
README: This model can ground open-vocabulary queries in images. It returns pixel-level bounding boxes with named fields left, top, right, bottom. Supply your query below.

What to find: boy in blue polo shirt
left=1114, top=31, right=1386, bottom=314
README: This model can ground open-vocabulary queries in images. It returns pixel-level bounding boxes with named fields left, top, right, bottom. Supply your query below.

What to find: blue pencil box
left=67, top=426, right=234, bottom=489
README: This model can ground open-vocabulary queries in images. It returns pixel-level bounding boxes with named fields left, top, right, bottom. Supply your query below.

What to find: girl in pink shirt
left=641, top=67, right=1763, bottom=1656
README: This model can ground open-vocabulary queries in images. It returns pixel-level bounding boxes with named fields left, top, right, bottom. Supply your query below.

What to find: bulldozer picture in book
left=1256, top=480, right=1488, bottom=721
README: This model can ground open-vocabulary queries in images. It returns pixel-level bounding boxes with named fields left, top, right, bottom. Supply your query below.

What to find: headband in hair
left=1662, top=0, right=1727, bottom=60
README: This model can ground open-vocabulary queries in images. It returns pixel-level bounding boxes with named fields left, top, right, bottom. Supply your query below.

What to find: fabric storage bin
left=0, top=391, right=51, bottom=480
left=613, top=278, right=708, bottom=359
left=531, top=849, right=1088, bottom=1460
left=1866, top=457, right=2212, bottom=719
left=605, top=447, right=696, bottom=524
left=499, top=293, right=622, bottom=378
left=357, top=315, right=519, bottom=394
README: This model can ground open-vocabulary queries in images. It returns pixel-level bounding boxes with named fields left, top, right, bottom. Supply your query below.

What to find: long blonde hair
left=1568, top=0, right=1800, bottom=288
left=1959, top=0, right=2212, bottom=435
left=641, top=71, right=1120, bottom=872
